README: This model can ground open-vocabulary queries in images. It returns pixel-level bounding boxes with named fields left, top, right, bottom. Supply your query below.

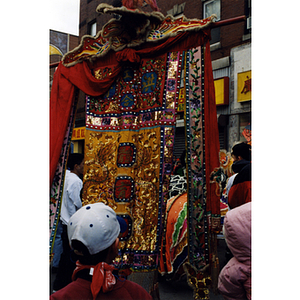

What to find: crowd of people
left=218, top=142, right=251, bottom=300
left=50, top=142, right=251, bottom=300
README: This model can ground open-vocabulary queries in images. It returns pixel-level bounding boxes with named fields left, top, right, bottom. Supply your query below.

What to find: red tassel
left=122, top=0, right=159, bottom=11
left=145, top=0, right=159, bottom=11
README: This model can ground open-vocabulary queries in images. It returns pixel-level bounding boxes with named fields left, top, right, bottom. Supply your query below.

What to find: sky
left=49, top=0, right=80, bottom=35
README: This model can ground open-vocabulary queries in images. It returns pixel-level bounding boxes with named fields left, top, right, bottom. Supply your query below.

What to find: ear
left=106, top=238, right=119, bottom=263
left=74, top=249, right=84, bottom=256
left=113, top=238, right=119, bottom=250
left=110, top=238, right=119, bottom=256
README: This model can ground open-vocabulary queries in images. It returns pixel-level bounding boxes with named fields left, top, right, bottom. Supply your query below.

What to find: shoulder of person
left=116, top=279, right=153, bottom=299
left=68, top=173, right=83, bottom=184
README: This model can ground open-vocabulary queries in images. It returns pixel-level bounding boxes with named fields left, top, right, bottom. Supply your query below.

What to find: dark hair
left=71, top=240, right=111, bottom=265
left=231, top=143, right=251, bottom=161
left=67, top=153, right=84, bottom=171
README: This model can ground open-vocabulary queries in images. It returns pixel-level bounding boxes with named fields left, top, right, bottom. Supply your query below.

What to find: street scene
left=49, top=0, right=252, bottom=299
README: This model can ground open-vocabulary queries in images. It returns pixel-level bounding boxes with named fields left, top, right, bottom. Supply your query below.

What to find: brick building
left=71, top=0, right=251, bottom=153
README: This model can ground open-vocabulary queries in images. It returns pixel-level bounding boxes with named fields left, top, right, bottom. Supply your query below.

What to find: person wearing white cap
left=50, top=203, right=153, bottom=300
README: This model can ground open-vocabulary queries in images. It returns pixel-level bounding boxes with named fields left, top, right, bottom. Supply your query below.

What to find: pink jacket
left=218, top=202, right=251, bottom=300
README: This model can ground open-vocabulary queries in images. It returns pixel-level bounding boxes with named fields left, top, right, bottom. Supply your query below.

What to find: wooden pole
left=50, top=62, right=60, bottom=69
left=210, top=15, right=246, bottom=28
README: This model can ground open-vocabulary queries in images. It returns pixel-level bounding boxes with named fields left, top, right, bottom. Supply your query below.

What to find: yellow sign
left=72, top=127, right=86, bottom=140
left=237, top=70, right=251, bottom=102
left=214, top=77, right=229, bottom=106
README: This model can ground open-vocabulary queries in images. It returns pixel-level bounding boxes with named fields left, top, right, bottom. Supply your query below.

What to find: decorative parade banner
left=185, top=47, right=207, bottom=268
left=50, top=5, right=220, bottom=294
left=61, top=5, right=216, bottom=67
left=81, top=52, right=183, bottom=270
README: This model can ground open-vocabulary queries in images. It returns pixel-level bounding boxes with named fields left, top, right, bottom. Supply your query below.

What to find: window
left=167, top=3, right=186, bottom=18
left=203, top=0, right=221, bottom=45
left=203, top=0, right=221, bottom=21
left=245, top=0, right=251, bottom=33
left=88, top=21, right=97, bottom=36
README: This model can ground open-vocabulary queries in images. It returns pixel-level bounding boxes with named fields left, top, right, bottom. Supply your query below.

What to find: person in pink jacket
left=218, top=202, right=251, bottom=300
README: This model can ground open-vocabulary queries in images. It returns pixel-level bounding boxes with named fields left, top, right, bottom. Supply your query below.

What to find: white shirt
left=226, top=173, right=237, bottom=197
left=60, top=170, right=83, bottom=225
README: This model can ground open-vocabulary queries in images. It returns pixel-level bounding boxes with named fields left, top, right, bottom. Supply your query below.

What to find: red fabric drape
left=50, top=29, right=212, bottom=187
left=204, top=40, right=220, bottom=216
left=50, top=67, right=76, bottom=185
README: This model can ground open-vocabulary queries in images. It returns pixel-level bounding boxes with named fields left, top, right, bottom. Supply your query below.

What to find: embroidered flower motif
left=191, top=97, right=200, bottom=110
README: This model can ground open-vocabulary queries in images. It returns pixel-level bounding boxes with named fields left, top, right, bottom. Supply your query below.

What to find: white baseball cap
left=68, top=203, right=121, bottom=255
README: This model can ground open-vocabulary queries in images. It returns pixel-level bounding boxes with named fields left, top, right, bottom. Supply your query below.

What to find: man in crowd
left=53, top=153, right=84, bottom=291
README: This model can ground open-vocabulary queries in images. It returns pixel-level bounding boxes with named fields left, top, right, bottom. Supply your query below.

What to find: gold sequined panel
left=82, top=51, right=183, bottom=270
left=82, top=127, right=161, bottom=252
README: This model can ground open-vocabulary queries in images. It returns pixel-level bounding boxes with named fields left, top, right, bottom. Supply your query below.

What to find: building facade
left=74, top=0, right=251, bottom=153
left=50, top=30, right=79, bottom=85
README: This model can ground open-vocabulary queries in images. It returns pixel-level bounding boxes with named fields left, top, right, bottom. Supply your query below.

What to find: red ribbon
left=72, top=261, right=117, bottom=300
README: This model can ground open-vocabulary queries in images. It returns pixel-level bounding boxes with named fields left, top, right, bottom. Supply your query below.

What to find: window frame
left=203, top=0, right=221, bottom=21
left=88, top=21, right=97, bottom=37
